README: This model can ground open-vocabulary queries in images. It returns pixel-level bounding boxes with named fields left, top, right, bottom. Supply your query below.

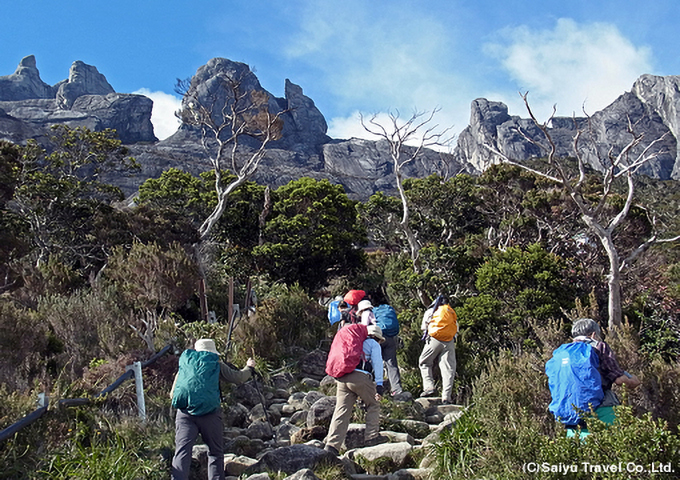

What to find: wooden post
left=199, top=277, right=209, bottom=322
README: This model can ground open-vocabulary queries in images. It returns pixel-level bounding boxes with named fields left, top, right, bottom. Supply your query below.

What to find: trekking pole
left=250, top=348, right=274, bottom=440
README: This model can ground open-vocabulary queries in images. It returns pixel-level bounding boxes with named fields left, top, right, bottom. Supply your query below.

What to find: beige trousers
left=325, top=370, right=380, bottom=450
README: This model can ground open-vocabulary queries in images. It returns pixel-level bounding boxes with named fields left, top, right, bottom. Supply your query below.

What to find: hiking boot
left=324, top=445, right=340, bottom=456
left=365, top=434, right=389, bottom=447
left=420, top=389, right=437, bottom=398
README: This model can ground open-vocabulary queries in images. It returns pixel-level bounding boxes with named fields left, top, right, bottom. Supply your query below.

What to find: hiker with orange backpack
left=419, top=295, right=458, bottom=404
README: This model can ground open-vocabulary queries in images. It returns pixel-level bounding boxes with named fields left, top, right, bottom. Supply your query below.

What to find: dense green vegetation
left=0, top=127, right=679, bottom=478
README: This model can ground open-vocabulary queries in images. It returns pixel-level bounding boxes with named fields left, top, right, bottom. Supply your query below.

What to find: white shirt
left=421, top=307, right=434, bottom=332
left=355, top=338, right=383, bottom=386
left=360, top=309, right=376, bottom=326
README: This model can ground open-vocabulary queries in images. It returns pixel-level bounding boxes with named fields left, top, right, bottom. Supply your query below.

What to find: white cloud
left=328, top=110, right=457, bottom=152
left=327, top=111, right=371, bottom=141
left=285, top=1, right=472, bottom=139
left=485, top=18, right=653, bottom=119
left=134, top=88, right=182, bottom=140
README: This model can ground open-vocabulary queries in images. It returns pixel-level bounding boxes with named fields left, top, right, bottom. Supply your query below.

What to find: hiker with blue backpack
left=369, top=291, right=405, bottom=398
left=545, top=318, right=640, bottom=439
left=356, top=299, right=377, bottom=325
left=170, top=339, right=256, bottom=480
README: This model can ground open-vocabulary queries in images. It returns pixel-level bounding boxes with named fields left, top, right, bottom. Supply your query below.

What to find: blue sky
left=1, top=1, right=678, bottom=142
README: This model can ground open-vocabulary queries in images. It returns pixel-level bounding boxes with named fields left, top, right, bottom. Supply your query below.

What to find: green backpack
left=171, top=349, right=221, bottom=416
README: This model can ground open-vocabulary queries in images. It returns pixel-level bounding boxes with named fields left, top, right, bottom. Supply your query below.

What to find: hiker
left=419, top=295, right=458, bottom=403
left=337, top=300, right=354, bottom=328
left=170, top=339, right=256, bottom=480
left=370, top=292, right=404, bottom=397
left=328, top=296, right=350, bottom=330
left=356, top=299, right=377, bottom=326
left=546, top=318, right=641, bottom=438
left=341, top=289, right=365, bottom=326
left=324, top=324, right=388, bottom=455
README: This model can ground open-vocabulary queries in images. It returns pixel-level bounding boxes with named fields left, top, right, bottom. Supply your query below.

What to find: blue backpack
left=328, top=300, right=342, bottom=325
left=373, top=304, right=399, bottom=337
left=545, top=341, right=604, bottom=425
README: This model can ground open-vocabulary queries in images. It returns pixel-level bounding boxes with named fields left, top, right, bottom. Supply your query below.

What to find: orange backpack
left=428, top=304, right=458, bottom=342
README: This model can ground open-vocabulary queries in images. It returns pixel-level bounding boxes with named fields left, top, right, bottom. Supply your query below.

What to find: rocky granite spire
left=0, top=55, right=54, bottom=101
left=56, top=60, right=115, bottom=109
left=0, top=56, right=155, bottom=145
left=454, top=77, right=680, bottom=180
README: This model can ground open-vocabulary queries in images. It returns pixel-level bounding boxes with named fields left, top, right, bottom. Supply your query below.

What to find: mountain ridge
left=1, top=55, right=678, bottom=200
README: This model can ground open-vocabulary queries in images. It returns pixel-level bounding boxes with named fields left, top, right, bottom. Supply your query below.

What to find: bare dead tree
left=176, top=72, right=286, bottom=240
left=361, top=109, right=453, bottom=306
left=485, top=93, right=679, bottom=329
left=175, top=68, right=287, bottom=321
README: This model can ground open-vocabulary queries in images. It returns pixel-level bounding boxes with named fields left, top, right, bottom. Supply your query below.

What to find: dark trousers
left=172, top=408, right=225, bottom=480
left=381, top=335, right=402, bottom=394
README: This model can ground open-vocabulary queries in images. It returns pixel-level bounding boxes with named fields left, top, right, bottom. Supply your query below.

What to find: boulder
left=281, top=468, right=323, bottom=480
left=305, top=396, right=335, bottom=428
left=244, top=444, right=340, bottom=476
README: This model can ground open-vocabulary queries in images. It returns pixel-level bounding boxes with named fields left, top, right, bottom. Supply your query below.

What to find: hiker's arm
left=615, top=371, right=641, bottom=389
left=421, top=308, right=433, bottom=332
left=219, top=358, right=256, bottom=384
left=370, top=340, right=384, bottom=388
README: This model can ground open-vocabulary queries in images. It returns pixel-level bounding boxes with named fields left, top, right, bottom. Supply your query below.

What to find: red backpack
left=326, top=324, right=368, bottom=378
left=343, top=290, right=366, bottom=306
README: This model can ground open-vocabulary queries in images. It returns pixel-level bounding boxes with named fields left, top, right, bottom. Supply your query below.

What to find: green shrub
left=430, top=408, right=484, bottom=478
left=38, top=287, right=139, bottom=381
left=35, top=419, right=168, bottom=480
left=430, top=349, right=680, bottom=479
left=237, top=284, right=327, bottom=364
left=0, top=299, right=50, bottom=391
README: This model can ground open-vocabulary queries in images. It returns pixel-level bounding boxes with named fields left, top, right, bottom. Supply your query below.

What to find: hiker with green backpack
left=419, top=295, right=458, bottom=404
left=170, top=339, right=256, bottom=480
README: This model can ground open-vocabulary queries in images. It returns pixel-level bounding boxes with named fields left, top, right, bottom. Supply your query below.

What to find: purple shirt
left=575, top=336, right=624, bottom=390
left=593, top=340, right=625, bottom=390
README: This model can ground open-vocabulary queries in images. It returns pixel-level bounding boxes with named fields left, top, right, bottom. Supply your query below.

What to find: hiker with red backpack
left=546, top=318, right=640, bottom=439
left=324, top=323, right=388, bottom=455
left=419, top=295, right=458, bottom=404
left=339, top=289, right=365, bottom=327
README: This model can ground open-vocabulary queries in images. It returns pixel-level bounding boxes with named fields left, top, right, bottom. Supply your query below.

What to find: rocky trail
left=184, top=350, right=463, bottom=480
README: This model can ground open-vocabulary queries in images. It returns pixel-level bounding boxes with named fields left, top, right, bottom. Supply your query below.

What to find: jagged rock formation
left=454, top=75, right=680, bottom=180
left=0, top=55, right=156, bottom=145
left=2, top=55, right=679, bottom=201
left=0, top=55, right=55, bottom=101
left=126, top=57, right=466, bottom=200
